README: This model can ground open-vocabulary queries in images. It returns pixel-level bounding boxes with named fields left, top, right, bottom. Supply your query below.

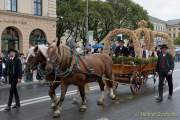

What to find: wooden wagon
left=102, top=23, right=175, bottom=95
left=112, top=60, right=156, bottom=95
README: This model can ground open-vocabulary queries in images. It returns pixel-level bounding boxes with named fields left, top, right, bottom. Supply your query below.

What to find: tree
left=56, top=0, right=85, bottom=41
left=107, top=0, right=150, bottom=29
left=56, top=0, right=150, bottom=43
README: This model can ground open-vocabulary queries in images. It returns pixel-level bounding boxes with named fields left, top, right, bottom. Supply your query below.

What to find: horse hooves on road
left=53, top=113, right=61, bottom=118
left=79, top=108, right=87, bottom=112
left=97, top=101, right=104, bottom=106
left=111, top=96, right=116, bottom=100
left=72, top=100, right=79, bottom=105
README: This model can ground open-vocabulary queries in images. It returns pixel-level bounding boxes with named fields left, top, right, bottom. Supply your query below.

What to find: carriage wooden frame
left=103, top=20, right=174, bottom=95
left=112, top=62, right=156, bottom=95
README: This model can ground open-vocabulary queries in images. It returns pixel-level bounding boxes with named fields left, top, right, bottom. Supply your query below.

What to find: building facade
left=149, top=16, right=167, bottom=45
left=0, top=0, right=56, bottom=54
left=166, top=19, right=180, bottom=39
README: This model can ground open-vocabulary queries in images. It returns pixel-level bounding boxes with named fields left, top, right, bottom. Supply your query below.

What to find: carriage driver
left=156, top=44, right=174, bottom=103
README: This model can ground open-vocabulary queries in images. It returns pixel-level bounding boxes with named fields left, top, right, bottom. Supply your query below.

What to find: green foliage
left=56, top=0, right=150, bottom=42
left=174, top=37, right=180, bottom=45
left=112, top=56, right=157, bottom=65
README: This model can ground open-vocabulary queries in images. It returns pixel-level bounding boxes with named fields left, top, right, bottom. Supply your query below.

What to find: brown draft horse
left=25, top=45, right=61, bottom=109
left=25, top=45, right=91, bottom=117
left=45, top=41, right=116, bottom=117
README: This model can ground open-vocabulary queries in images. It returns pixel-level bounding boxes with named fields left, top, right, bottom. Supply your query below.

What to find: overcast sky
left=132, top=0, right=180, bottom=21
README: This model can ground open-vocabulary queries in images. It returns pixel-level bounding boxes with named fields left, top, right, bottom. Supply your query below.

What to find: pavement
left=0, top=63, right=180, bottom=120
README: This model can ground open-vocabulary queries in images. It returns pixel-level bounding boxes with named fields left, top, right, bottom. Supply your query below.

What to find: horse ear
left=56, top=39, right=60, bottom=47
left=34, top=46, right=38, bottom=52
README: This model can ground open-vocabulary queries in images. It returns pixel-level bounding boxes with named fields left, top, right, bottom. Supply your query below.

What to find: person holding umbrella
left=4, top=49, right=22, bottom=111
left=156, top=44, right=174, bottom=103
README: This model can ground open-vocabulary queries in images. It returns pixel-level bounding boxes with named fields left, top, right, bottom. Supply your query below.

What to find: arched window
left=34, top=0, right=42, bottom=16
left=6, top=0, right=17, bottom=12
left=29, top=29, right=47, bottom=46
left=1, top=27, right=20, bottom=54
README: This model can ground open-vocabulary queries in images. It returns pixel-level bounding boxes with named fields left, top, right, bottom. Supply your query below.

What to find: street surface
left=0, top=64, right=180, bottom=120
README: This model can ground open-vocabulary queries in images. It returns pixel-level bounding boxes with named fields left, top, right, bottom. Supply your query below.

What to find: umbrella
left=92, top=43, right=103, bottom=49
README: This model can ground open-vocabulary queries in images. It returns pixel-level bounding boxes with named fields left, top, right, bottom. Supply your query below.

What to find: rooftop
left=166, top=19, right=180, bottom=26
left=149, top=16, right=166, bottom=24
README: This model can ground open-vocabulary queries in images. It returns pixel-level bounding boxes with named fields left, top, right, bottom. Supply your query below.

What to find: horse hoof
left=79, top=105, right=87, bottom=112
left=53, top=112, right=60, bottom=118
left=111, top=95, right=116, bottom=100
left=97, top=101, right=104, bottom=106
left=53, top=113, right=60, bottom=118
left=53, top=109, right=61, bottom=118
left=72, top=99, right=78, bottom=104
left=79, top=107, right=87, bottom=112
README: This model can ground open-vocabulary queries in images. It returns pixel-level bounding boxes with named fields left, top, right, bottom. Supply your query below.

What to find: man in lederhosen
left=156, top=44, right=174, bottom=103
left=4, top=49, right=22, bottom=111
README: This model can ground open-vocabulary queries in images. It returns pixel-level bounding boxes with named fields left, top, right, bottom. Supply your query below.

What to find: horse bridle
left=46, top=46, right=79, bottom=79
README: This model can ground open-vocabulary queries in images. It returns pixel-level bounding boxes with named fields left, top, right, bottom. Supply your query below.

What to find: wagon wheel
left=142, top=72, right=148, bottom=85
left=130, top=72, right=143, bottom=95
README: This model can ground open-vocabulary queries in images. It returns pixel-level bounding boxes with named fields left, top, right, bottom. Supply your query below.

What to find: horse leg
left=78, top=85, right=87, bottom=112
left=53, top=83, right=68, bottom=118
left=97, top=79, right=105, bottom=105
left=105, top=79, right=116, bottom=100
left=72, top=87, right=80, bottom=104
left=49, top=83, right=59, bottom=109
left=72, top=84, right=90, bottom=104
left=105, top=69, right=116, bottom=100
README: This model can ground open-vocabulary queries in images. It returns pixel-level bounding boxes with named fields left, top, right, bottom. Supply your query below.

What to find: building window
left=173, top=28, right=176, bottom=31
left=169, top=33, right=171, bottom=37
left=169, top=28, right=171, bottom=31
left=173, top=33, right=176, bottom=38
left=29, top=29, right=47, bottom=46
left=1, top=27, right=20, bottom=54
left=6, top=0, right=17, bottom=12
left=179, top=28, right=180, bottom=30
left=34, top=0, right=42, bottom=16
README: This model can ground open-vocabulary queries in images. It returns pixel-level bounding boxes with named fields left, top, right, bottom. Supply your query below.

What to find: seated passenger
left=127, top=41, right=135, bottom=57
left=114, top=40, right=129, bottom=57
left=141, top=45, right=149, bottom=59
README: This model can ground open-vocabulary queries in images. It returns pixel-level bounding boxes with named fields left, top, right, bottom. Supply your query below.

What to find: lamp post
left=85, top=0, right=89, bottom=54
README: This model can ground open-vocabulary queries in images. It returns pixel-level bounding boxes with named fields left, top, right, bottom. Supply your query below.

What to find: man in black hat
left=4, top=49, right=22, bottom=111
left=156, top=44, right=174, bottom=102
left=114, top=39, right=129, bottom=57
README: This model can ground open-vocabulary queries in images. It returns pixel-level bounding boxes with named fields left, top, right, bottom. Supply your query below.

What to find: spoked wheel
left=130, top=72, right=143, bottom=95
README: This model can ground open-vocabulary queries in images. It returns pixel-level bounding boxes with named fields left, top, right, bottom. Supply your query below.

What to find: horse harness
left=47, top=46, right=103, bottom=83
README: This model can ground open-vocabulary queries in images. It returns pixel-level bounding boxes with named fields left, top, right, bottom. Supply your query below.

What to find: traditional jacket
left=4, top=57, right=22, bottom=83
left=156, top=52, right=174, bottom=73
left=114, top=46, right=129, bottom=57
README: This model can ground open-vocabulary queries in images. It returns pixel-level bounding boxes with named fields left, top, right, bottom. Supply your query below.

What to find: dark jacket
left=156, top=52, right=174, bottom=73
left=0, top=61, right=3, bottom=77
left=115, top=46, right=129, bottom=57
left=4, top=57, right=22, bottom=82
left=128, top=46, right=135, bottom=57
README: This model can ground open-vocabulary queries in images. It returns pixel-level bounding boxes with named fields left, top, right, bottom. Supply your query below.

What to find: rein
left=53, top=46, right=79, bottom=78
left=47, top=44, right=106, bottom=84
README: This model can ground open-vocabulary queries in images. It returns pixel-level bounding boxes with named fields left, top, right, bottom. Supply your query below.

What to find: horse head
left=46, top=42, right=59, bottom=73
left=25, top=45, right=48, bottom=74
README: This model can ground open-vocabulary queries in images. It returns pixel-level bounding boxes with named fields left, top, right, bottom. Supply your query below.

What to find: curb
left=0, top=81, right=41, bottom=89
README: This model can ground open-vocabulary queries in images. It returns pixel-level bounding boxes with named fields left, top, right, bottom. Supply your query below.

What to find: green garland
left=112, top=56, right=157, bottom=65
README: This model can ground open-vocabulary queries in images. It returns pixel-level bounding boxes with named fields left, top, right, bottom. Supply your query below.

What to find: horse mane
left=38, top=44, right=48, bottom=58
